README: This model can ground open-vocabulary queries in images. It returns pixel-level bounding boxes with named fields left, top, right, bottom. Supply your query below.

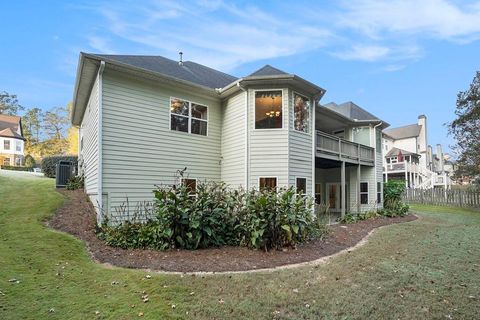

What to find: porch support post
left=357, top=164, right=361, bottom=214
left=404, top=162, right=408, bottom=188
left=341, top=161, right=346, bottom=219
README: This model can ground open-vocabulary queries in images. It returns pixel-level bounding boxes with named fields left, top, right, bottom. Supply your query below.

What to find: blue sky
left=2, top=0, right=480, bottom=154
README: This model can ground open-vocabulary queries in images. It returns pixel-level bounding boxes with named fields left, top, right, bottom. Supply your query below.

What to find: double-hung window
left=360, top=182, right=369, bottom=205
left=315, top=183, right=322, bottom=204
left=170, top=98, right=208, bottom=136
left=182, top=178, right=197, bottom=196
left=377, top=182, right=382, bottom=204
left=15, top=141, right=21, bottom=152
left=4, top=140, right=10, bottom=150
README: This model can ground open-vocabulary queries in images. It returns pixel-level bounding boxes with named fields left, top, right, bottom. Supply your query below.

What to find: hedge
left=0, top=165, right=33, bottom=171
left=41, top=155, right=78, bottom=178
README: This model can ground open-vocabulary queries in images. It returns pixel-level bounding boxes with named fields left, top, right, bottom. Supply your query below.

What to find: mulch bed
left=47, top=189, right=417, bottom=273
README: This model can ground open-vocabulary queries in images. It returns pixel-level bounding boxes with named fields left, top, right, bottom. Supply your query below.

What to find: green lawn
left=1, top=172, right=479, bottom=319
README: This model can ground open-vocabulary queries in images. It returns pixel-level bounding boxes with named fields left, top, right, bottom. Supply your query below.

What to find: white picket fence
left=403, top=188, right=480, bottom=208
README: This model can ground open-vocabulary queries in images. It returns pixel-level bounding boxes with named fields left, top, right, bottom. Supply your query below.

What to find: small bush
left=0, top=165, right=32, bottom=171
left=340, top=210, right=380, bottom=224
left=98, top=181, right=329, bottom=251
left=41, top=155, right=78, bottom=178
left=66, top=175, right=84, bottom=190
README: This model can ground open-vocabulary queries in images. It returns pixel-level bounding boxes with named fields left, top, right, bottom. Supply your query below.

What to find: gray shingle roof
left=384, top=124, right=422, bottom=140
left=91, top=54, right=238, bottom=89
left=324, top=101, right=381, bottom=121
left=248, top=64, right=289, bottom=77
left=386, top=147, right=419, bottom=157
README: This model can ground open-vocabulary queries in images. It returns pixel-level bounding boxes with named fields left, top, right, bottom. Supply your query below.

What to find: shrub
left=66, top=175, right=84, bottom=190
left=41, top=155, right=78, bottom=178
left=0, top=165, right=32, bottom=171
left=340, top=210, right=380, bottom=224
left=98, top=181, right=329, bottom=251
left=24, top=154, right=36, bottom=168
left=382, top=180, right=409, bottom=217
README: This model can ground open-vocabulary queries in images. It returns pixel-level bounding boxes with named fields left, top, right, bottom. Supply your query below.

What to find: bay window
left=255, top=91, right=283, bottom=129
left=293, top=93, right=311, bottom=133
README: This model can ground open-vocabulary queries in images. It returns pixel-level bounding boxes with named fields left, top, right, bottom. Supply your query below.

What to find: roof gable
left=384, top=124, right=422, bottom=140
left=386, top=147, right=419, bottom=157
left=0, top=114, right=21, bottom=133
left=248, top=64, right=289, bottom=77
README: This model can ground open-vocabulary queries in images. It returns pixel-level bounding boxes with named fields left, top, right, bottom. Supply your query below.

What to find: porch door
left=326, top=183, right=347, bottom=212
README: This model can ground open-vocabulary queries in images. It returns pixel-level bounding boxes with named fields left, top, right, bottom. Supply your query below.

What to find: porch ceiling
left=315, top=157, right=359, bottom=169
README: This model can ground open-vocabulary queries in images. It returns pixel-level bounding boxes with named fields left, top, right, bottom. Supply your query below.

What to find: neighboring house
left=0, top=114, right=25, bottom=167
left=382, top=115, right=452, bottom=189
left=71, top=53, right=388, bottom=223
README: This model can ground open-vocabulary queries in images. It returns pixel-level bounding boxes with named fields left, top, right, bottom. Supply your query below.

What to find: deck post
left=357, top=164, right=361, bottom=214
left=341, top=161, right=346, bottom=219
left=404, top=162, right=408, bottom=188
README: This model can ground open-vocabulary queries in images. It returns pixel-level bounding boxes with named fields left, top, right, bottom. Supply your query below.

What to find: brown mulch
left=47, top=189, right=418, bottom=273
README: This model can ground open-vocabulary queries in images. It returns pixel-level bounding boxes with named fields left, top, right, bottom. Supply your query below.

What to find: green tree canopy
left=448, top=71, right=480, bottom=181
left=0, top=91, right=24, bottom=115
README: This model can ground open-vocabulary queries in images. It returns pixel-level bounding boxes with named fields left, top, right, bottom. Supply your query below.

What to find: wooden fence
left=403, top=188, right=480, bottom=208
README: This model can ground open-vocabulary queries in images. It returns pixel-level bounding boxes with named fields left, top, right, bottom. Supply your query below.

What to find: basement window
left=170, top=98, right=208, bottom=136
left=259, top=177, right=277, bottom=191
left=360, top=182, right=369, bottom=205
left=296, top=177, right=307, bottom=195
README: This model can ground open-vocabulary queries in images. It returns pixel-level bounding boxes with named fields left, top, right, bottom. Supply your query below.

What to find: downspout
left=373, top=122, right=383, bottom=207
left=237, top=81, right=249, bottom=188
left=97, top=61, right=105, bottom=221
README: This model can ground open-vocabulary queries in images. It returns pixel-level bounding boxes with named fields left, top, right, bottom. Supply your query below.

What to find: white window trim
left=253, top=89, right=285, bottom=131
left=360, top=181, right=369, bottom=205
left=295, top=177, right=307, bottom=195
left=169, top=97, right=209, bottom=136
left=258, top=176, right=278, bottom=191
left=292, top=91, right=312, bottom=135
left=4, top=139, right=11, bottom=151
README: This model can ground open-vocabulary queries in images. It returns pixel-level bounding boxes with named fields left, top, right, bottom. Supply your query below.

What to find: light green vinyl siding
left=221, top=91, right=246, bottom=187
left=289, top=89, right=313, bottom=195
left=101, top=69, right=221, bottom=217
left=248, top=88, right=289, bottom=188
left=79, top=73, right=100, bottom=210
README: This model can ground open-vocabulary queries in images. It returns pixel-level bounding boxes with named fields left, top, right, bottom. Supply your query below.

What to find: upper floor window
left=15, top=141, right=21, bottom=152
left=293, top=93, right=311, bottom=133
left=170, top=98, right=208, bottom=136
left=255, top=91, right=282, bottom=129
left=4, top=140, right=10, bottom=150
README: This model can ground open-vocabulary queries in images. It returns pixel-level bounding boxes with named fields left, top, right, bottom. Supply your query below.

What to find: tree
left=22, top=107, right=43, bottom=142
left=65, top=102, right=79, bottom=155
left=43, top=106, right=68, bottom=140
left=0, top=91, right=24, bottom=115
left=448, top=71, right=480, bottom=181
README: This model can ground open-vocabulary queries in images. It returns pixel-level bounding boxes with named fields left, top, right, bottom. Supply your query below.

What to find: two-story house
left=71, top=53, right=388, bottom=223
left=383, top=115, right=452, bottom=189
left=0, top=114, right=25, bottom=166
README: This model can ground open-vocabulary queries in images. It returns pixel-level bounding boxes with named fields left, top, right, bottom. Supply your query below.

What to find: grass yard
left=1, top=172, right=479, bottom=319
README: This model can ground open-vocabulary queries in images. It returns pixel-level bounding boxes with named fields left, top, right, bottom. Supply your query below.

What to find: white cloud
left=88, top=36, right=117, bottom=54
left=333, top=45, right=390, bottom=62
left=337, top=0, right=480, bottom=41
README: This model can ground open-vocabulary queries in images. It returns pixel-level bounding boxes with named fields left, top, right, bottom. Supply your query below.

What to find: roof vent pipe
left=178, top=51, right=183, bottom=65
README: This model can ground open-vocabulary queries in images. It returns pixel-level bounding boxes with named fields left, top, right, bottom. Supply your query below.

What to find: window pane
left=259, top=177, right=277, bottom=191
left=171, top=115, right=188, bottom=132
left=296, top=178, right=307, bottom=194
left=360, top=182, right=368, bottom=193
left=361, top=194, right=368, bottom=204
left=294, top=94, right=311, bottom=133
left=191, top=119, right=207, bottom=136
left=170, top=98, right=189, bottom=116
left=182, top=179, right=197, bottom=194
left=4, top=140, right=10, bottom=150
left=191, top=103, right=207, bottom=120
left=255, top=91, right=282, bottom=129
